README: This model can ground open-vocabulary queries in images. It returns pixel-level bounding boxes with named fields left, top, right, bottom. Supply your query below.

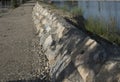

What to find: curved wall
left=32, top=2, right=120, bottom=82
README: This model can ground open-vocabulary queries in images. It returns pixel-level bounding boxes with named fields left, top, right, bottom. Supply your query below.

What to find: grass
left=85, top=17, right=107, bottom=35
left=58, top=6, right=83, bottom=17
left=70, top=7, right=83, bottom=17
left=85, top=17, right=120, bottom=45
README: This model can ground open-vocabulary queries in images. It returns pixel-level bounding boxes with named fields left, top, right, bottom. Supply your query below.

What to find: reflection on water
left=52, top=1, right=120, bottom=29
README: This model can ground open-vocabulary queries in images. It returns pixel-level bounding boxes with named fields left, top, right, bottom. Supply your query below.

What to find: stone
left=44, top=24, right=51, bottom=32
left=42, top=19, right=47, bottom=25
left=34, top=19, right=40, bottom=25
left=56, top=24, right=65, bottom=38
left=43, top=35, right=53, bottom=49
left=32, top=2, right=120, bottom=82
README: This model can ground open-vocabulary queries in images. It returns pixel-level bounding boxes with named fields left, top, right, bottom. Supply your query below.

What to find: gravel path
left=0, top=1, right=49, bottom=82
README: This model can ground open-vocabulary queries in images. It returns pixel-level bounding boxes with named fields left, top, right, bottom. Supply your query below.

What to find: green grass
left=70, top=7, right=83, bottom=17
left=85, top=17, right=120, bottom=45
left=85, top=17, right=107, bottom=35
left=58, top=6, right=83, bottom=17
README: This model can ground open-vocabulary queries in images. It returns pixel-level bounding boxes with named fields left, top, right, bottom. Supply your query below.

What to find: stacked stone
left=32, top=2, right=120, bottom=82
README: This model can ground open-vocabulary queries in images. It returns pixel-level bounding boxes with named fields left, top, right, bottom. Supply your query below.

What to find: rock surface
left=33, top=2, right=120, bottom=82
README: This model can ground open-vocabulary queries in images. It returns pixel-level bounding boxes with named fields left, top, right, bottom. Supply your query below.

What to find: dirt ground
left=0, top=1, right=48, bottom=81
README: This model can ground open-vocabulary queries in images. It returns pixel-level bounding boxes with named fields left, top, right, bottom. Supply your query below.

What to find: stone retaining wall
left=32, top=2, right=120, bottom=82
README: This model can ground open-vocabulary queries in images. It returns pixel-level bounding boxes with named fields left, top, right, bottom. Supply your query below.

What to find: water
left=52, top=1, right=120, bottom=30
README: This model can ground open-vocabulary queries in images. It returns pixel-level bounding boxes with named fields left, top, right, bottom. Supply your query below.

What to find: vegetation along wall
left=32, top=2, right=120, bottom=82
